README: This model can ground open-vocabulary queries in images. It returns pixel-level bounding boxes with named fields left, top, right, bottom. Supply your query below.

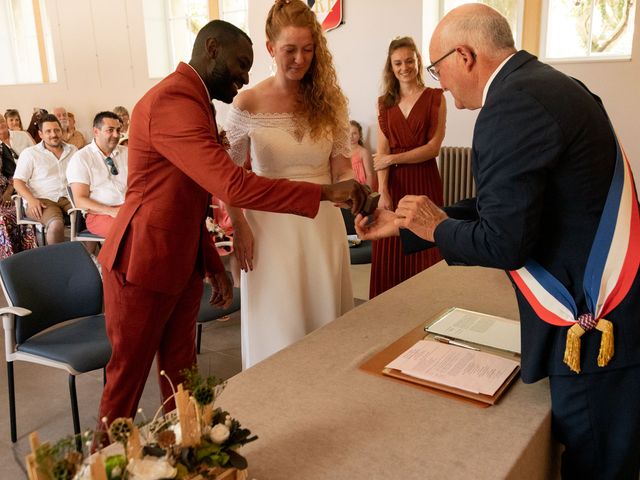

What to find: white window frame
left=423, top=0, right=525, bottom=60
left=218, top=0, right=249, bottom=34
left=143, top=0, right=248, bottom=79
left=0, top=0, right=56, bottom=86
left=539, top=0, right=635, bottom=63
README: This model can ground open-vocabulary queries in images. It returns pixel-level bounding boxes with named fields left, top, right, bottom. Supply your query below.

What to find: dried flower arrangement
left=26, top=368, right=257, bottom=480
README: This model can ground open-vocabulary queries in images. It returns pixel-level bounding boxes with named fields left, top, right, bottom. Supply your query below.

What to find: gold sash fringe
left=563, top=319, right=614, bottom=374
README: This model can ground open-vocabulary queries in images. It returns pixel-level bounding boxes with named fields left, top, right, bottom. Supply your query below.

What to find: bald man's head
left=433, top=3, right=515, bottom=61
left=428, top=3, right=517, bottom=111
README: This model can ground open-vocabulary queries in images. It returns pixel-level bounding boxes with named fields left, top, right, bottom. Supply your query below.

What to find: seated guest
left=53, top=106, right=86, bottom=149
left=0, top=116, right=37, bottom=258
left=0, top=115, right=34, bottom=155
left=26, top=108, right=47, bottom=143
left=5, top=109, right=27, bottom=132
left=13, top=114, right=76, bottom=245
left=113, top=106, right=130, bottom=135
left=67, top=111, right=127, bottom=237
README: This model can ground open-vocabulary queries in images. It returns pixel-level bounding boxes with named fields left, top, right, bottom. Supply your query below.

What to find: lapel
left=176, top=62, right=220, bottom=142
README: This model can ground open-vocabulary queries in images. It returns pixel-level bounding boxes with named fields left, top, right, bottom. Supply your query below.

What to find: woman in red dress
left=370, top=36, right=447, bottom=298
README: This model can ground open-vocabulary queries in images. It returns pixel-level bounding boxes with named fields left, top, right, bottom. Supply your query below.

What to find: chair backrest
left=0, top=242, right=103, bottom=344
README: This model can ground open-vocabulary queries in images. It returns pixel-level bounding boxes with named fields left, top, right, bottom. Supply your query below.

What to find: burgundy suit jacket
left=99, top=62, right=321, bottom=295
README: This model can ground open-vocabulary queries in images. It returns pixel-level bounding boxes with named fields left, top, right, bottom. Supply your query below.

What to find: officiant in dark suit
left=356, top=4, right=640, bottom=479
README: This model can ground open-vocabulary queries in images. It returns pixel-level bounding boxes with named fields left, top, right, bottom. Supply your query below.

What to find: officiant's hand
left=355, top=209, right=401, bottom=240
left=320, top=179, right=368, bottom=215
left=396, top=195, right=448, bottom=243
left=208, top=271, right=233, bottom=308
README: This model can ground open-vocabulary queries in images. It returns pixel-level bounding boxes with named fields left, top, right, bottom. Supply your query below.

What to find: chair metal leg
left=196, top=323, right=203, bottom=355
left=7, top=362, right=17, bottom=442
left=68, top=375, right=82, bottom=441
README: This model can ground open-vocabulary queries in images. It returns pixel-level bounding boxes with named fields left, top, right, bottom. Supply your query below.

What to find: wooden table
left=217, top=262, right=560, bottom=479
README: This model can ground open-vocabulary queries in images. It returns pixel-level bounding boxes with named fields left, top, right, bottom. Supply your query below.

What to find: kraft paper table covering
left=216, top=262, right=560, bottom=480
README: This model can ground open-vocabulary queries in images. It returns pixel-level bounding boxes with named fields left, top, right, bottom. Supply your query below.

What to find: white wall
left=1, top=0, right=637, bottom=179
left=0, top=0, right=159, bottom=137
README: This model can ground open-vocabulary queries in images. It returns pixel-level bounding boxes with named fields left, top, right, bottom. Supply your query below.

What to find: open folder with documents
left=386, top=339, right=519, bottom=396
left=426, top=307, right=521, bottom=354
left=359, top=308, right=522, bottom=406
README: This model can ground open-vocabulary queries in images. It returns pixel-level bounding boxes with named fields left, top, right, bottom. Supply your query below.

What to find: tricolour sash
left=509, top=135, right=640, bottom=373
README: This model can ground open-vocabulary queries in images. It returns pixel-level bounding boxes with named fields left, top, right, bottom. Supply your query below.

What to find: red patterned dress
left=370, top=88, right=444, bottom=298
left=0, top=175, right=37, bottom=259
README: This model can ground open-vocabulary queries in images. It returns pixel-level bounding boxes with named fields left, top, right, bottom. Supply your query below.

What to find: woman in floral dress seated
left=0, top=116, right=37, bottom=257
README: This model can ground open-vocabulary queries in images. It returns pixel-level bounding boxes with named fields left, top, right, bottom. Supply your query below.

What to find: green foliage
left=51, top=459, right=75, bottom=480
left=104, top=454, right=126, bottom=480
left=181, top=365, right=225, bottom=402
left=562, top=0, right=634, bottom=52
left=35, top=432, right=90, bottom=480
left=193, top=384, right=215, bottom=406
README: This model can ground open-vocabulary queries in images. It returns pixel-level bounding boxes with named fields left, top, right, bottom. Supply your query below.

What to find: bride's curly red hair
left=266, top=0, right=348, bottom=142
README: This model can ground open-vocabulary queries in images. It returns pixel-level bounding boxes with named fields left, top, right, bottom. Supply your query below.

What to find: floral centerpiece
left=26, top=368, right=257, bottom=480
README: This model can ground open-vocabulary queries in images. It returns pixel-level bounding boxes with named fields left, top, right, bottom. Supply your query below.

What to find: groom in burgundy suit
left=97, top=20, right=366, bottom=426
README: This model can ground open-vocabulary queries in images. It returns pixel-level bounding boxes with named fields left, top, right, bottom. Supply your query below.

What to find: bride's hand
left=232, top=219, right=254, bottom=272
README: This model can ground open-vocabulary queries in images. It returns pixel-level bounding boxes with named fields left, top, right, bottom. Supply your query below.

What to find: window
left=441, top=0, right=524, bottom=46
left=218, top=0, right=249, bottom=34
left=0, top=0, right=57, bottom=85
left=542, top=0, right=636, bottom=60
left=143, top=0, right=249, bottom=79
left=143, top=0, right=209, bottom=78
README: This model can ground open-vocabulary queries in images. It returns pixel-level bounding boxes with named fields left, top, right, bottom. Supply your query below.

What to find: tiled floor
left=0, top=263, right=370, bottom=478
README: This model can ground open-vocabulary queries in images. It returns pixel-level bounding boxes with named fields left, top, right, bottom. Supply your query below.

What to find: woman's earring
left=269, top=57, right=277, bottom=76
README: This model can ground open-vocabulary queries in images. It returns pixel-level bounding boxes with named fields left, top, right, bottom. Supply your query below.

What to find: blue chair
left=196, top=280, right=241, bottom=354
left=0, top=242, right=111, bottom=442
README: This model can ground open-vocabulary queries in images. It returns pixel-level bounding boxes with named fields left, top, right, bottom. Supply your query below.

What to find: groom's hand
left=320, top=179, right=368, bottom=215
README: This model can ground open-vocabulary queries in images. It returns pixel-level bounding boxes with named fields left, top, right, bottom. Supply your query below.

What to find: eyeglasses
left=104, top=156, right=119, bottom=175
left=426, top=48, right=457, bottom=81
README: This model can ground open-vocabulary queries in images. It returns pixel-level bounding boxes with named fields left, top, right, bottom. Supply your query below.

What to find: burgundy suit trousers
left=98, top=268, right=203, bottom=424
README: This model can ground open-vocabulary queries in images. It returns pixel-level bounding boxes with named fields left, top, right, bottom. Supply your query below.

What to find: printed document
left=386, top=340, right=519, bottom=395
left=426, top=308, right=521, bottom=354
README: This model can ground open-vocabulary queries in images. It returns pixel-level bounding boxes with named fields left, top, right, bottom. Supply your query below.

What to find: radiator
left=438, top=146, right=475, bottom=207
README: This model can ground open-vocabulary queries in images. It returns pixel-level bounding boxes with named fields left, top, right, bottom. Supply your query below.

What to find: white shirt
left=67, top=140, right=128, bottom=206
left=8, top=130, right=35, bottom=155
left=482, top=54, right=515, bottom=107
left=14, top=141, right=77, bottom=201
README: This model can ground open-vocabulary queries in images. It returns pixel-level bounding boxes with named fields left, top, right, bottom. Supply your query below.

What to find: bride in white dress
left=225, top=0, right=354, bottom=369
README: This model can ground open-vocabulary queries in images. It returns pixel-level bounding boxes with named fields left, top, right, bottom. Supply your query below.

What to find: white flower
left=169, top=423, right=182, bottom=445
left=224, top=415, right=232, bottom=427
left=210, top=423, right=230, bottom=444
left=127, top=456, right=177, bottom=479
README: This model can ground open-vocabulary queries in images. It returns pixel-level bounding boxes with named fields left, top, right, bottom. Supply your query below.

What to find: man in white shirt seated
left=66, top=111, right=128, bottom=238
left=14, top=114, right=76, bottom=244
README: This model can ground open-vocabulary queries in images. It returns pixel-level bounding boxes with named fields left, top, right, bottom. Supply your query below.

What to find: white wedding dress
left=226, top=106, right=354, bottom=369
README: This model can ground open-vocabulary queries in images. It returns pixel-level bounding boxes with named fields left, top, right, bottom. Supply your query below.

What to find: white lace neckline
left=230, top=105, right=296, bottom=119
